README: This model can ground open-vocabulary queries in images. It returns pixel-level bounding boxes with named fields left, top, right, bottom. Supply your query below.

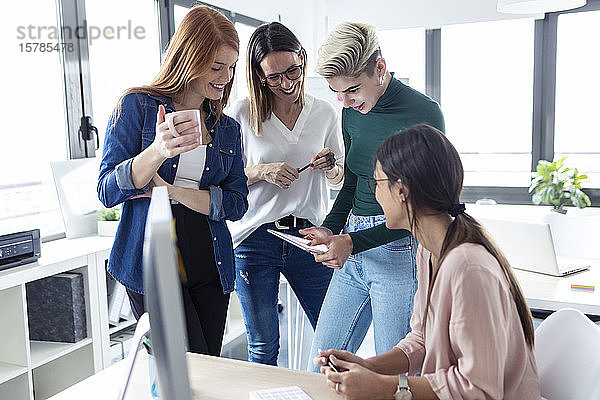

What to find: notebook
left=478, top=217, right=591, bottom=276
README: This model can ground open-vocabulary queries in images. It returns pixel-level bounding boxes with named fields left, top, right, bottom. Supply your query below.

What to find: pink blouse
left=396, top=243, right=541, bottom=400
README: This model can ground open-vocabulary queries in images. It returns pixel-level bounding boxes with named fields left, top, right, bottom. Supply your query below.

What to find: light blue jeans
left=309, top=213, right=418, bottom=372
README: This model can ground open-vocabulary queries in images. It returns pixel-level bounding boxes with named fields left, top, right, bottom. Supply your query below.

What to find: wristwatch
left=393, top=373, right=412, bottom=400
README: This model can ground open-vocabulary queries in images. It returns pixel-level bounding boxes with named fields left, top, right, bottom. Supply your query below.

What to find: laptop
left=478, top=217, right=591, bottom=276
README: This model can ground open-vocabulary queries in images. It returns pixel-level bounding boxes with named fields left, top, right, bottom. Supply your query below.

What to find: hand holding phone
left=327, top=356, right=339, bottom=373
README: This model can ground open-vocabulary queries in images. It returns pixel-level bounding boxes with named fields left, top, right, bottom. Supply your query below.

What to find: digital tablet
left=267, top=229, right=328, bottom=254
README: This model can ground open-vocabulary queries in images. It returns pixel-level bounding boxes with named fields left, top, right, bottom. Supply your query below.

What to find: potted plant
left=97, top=206, right=121, bottom=236
left=529, top=156, right=591, bottom=214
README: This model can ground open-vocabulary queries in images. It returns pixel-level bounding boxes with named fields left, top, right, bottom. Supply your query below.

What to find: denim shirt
left=98, top=92, right=248, bottom=294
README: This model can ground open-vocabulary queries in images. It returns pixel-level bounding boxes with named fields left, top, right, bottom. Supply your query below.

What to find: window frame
left=160, top=0, right=264, bottom=53
left=427, top=0, right=600, bottom=205
left=58, top=0, right=96, bottom=159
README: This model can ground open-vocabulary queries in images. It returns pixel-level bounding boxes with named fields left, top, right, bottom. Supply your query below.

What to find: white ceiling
left=324, top=0, right=542, bottom=30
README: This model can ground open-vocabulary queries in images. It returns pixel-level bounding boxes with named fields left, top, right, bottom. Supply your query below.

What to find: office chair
left=534, top=308, right=600, bottom=400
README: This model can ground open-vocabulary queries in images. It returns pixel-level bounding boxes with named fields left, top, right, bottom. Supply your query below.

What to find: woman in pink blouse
left=314, top=124, right=541, bottom=400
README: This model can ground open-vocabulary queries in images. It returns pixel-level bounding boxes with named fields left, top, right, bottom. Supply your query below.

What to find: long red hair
left=114, top=5, right=239, bottom=127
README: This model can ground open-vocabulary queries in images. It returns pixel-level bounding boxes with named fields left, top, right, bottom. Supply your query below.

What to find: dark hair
left=375, top=124, right=535, bottom=348
left=246, top=22, right=307, bottom=135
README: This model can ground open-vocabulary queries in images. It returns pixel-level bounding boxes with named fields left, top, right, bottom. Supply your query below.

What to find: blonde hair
left=316, top=22, right=381, bottom=78
left=246, top=22, right=306, bottom=135
left=113, top=5, right=239, bottom=128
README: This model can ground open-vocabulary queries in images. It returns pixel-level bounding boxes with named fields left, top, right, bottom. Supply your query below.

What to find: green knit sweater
left=321, top=76, right=445, bottom=254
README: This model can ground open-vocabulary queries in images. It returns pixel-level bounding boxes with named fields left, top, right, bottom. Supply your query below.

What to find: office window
left=441, top=19, right=535, bottom=187
left=230, top=22, right=255, bottom=104
left=378, top=28, right=426, bottom=93
left=0, top=1, right=68, bottom=237
left=86, top=0, right=161, bottom=156
left=174, top=4, right=188, bottom=29
left=554, top=10, right=600, bottom=188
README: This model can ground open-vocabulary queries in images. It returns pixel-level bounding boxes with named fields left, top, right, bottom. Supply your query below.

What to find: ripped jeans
left=234, top=222, right=333, bottom=366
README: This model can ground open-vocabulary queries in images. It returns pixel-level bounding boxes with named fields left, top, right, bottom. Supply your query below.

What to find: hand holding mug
left=152, top=105, right=202, bottom=159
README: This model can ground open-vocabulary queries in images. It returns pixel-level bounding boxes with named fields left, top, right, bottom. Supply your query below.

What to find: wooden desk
left=51, top=352, right=339, bottom=400
left=515, top=261, right=600, bottom=315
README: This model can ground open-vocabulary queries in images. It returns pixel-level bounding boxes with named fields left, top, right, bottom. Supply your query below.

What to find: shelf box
left=26, top=273, right=87, bottom=343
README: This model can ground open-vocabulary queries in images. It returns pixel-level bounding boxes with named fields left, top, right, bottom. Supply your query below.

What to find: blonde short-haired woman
left=300, top=22, right=445, bottom=371
left=98, top=5, right=248, bottom=356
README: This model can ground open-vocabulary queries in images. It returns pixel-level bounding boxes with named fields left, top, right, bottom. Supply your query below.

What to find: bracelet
left=325, top=165, right=341, bottom=180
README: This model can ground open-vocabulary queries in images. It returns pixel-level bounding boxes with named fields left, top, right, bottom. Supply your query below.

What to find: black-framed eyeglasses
left=366, top=177, right=396, bottom=193
left=261, top=62, right=304, bottom=88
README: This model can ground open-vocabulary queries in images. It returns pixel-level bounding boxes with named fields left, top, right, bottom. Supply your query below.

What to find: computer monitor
left=143, top=186, right=192, bottom=400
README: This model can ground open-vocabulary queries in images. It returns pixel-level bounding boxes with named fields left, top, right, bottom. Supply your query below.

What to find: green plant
left=97, top=206, right=121, bottom=221
left=529, top=156, right=591, bottom=213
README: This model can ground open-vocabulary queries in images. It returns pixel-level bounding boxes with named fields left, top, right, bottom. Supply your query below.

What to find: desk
left=516, top=261, right=600, bottom=315
left=50, top=352, right=339, bottom=400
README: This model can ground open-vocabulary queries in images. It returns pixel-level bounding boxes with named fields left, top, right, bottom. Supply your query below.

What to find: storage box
left=26, top=273, right=87, bottom=343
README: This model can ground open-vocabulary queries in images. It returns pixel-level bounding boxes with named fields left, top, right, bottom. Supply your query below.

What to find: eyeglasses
left=366, top=177, right=397, bottom=193
left=261, top=63, right=304, bottom=88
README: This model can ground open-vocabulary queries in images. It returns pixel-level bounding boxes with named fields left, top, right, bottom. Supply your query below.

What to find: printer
left=0, top=229, right=41, bottom=271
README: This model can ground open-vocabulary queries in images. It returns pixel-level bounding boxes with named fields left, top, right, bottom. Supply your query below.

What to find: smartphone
left=327, top=357, right=339, bottom=373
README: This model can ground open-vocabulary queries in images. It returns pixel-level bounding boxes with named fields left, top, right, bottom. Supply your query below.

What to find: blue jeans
left=234, top=222, right=333, bottom=366
left=309, top=213, right=418, bottom=372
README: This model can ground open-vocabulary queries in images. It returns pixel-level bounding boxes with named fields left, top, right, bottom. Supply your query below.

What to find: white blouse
left=227, top=94, right=344, bottom=248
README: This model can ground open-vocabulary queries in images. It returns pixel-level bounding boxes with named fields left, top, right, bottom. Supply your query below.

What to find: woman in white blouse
left=228, top=22, right=345, bottom=366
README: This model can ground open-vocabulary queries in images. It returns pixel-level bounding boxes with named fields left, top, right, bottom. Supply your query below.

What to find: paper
left=250, top=386, right=313, bottom=400
left=267, top=229, right=328, bottom=254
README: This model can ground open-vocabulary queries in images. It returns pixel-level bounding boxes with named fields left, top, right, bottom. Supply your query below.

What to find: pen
left=298, top=154, right=323, bottom=173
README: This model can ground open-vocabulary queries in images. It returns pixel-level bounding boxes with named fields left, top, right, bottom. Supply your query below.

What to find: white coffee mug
left=165, top=109, right=202, bottom=145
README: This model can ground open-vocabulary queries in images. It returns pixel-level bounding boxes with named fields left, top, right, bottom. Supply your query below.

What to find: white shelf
left=0, top=361, right=27, bottom=385
left=108, top=318, right=137, bottom=336
left=30, top=338, right=93, bottom=369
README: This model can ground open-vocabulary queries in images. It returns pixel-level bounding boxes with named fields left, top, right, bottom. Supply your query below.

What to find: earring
left=379, top=74, right=385, bottom=86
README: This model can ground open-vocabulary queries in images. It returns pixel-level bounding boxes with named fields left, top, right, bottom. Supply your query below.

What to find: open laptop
left=478, top=217, right=591, bottom=276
